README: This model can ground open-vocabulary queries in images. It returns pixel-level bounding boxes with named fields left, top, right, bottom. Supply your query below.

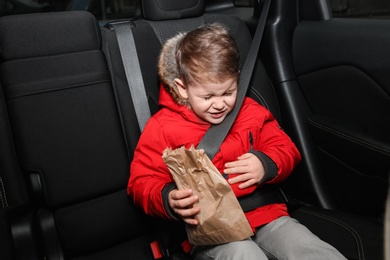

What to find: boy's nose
left=212, top=98, right=225, bottom=109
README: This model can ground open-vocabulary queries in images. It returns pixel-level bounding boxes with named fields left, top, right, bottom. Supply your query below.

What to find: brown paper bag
left=162, top=145, right=253, bottom=246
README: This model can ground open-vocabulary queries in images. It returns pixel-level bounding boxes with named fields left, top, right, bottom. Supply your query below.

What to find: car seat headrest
left=0, top=11, right=100, bottom=61
left=141, top=0, right=204, bottom=21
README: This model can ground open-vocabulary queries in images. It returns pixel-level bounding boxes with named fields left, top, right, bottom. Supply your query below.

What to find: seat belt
left=110, top=21, right=151, bottom=132
left=197, top=0, right=271, bottom=159
left=196, top=0, right=280, bottom=212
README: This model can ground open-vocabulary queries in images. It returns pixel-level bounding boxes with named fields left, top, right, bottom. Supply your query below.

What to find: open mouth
left=210, top=111, right=226, bottom=119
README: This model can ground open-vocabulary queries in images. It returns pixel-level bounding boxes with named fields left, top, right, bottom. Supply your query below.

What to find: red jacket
left=128, top=86, right=301, bottom=230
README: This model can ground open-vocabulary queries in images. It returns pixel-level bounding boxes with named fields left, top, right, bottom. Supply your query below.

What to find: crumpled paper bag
left=162, top=145, right=253, bottom=246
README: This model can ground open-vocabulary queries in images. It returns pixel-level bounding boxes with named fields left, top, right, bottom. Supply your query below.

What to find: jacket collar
left=158, top=84, right=210, bottom=125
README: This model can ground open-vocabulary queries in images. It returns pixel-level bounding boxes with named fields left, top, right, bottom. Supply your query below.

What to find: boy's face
left=175, top=77, right=238, bottom=124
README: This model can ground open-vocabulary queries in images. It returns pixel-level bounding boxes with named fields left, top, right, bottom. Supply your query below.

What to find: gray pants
left=191, top=216, right=347, bottom=260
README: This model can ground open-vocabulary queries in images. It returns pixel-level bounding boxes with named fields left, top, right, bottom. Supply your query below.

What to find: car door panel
left=292, top=18, right=390, bottom=216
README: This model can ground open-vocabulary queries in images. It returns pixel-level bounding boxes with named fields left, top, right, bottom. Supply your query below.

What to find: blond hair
left=176, top=23, right=240, bottom=86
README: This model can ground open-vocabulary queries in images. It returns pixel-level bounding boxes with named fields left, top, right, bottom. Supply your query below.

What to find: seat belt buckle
left=150, top=240, right=166, bottom=259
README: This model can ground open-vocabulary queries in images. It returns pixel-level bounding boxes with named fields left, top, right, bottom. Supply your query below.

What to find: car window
left=3, top=0, right=390, bottom=20
left=234, top=0, right=254, bottom=7
left=2, top=0, right=141, bottom=23
left=330, top=0, right=390, bottom=19
left=67, top=0, right=141, bottom=23
left=232, top=0, right=390, bottom=19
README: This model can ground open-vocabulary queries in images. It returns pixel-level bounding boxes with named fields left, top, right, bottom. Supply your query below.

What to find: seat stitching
left=299, top=208, right=365, bottom=260
left=0, top=177, right=8, bottom=209
left=249, top=86, right=270, bottom=110
left=308, top=117, right=390, bottom=155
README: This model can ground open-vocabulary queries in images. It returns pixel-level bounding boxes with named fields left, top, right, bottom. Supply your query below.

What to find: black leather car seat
left=0, top=11, right=162, bottom=259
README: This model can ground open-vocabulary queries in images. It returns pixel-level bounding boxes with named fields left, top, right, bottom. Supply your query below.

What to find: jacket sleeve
left=127, top=117, right=176, bottom=220
left=254, top=107, right=301, bottom=184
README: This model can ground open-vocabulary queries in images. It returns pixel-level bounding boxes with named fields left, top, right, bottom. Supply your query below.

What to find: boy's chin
left=205, top=115, right=227, bottom=125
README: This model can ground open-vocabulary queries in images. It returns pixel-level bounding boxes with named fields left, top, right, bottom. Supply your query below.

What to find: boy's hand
left=224, top=153, right=265, bottom=189
left=168, top=189, right=200, bottom=225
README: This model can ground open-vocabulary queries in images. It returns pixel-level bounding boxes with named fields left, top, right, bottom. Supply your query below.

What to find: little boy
left=128, top=23, right=346, bottom=260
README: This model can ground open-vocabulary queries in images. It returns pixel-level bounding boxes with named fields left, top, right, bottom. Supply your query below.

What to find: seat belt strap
left=111, top=21, right=151, bottom=132
left=197, top=0, right=271, bottom=159
left=239, top=185, right=283, bottom=212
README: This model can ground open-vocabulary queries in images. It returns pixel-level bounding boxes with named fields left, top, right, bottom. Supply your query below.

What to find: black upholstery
left=289, top=205, right=383, bottom=260
left=0, top=0, right=384, bottom=260
left=141, top=0, right=204, bottom=21
left=0, top=11, right=158, bottom=259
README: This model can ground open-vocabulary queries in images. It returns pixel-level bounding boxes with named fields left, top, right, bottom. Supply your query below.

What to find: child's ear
left=174, top=78, right=188, bottom=99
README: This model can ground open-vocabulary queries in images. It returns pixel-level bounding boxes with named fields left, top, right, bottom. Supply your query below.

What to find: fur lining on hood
left=158, top=32, right=188, bottom=105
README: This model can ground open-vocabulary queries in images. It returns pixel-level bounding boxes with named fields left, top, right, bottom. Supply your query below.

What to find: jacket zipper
left=249, top=130, right=254, bottom=151
left=222, top=131, right=254, bottom=180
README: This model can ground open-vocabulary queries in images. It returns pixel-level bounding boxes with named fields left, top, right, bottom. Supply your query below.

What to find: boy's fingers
left=238, top=180, right=255, bottom=189
left=225, top=159, right=249, bottom=169
left=175, top=206, right=200, bottom=225
left=170, top=189, right=193, bottom=200
left=228, top=174, right=248, bottom=184
left=177, top=206, right=200, bottom=217
left=237, top=153, right=252, bottom=160
left=224, top=163, right=248, bottom=174
left=183, top=217, right=198, bottom=225
left=224, top=168, right=245, bottom=174
left=171, top=194, right=198, bottom=209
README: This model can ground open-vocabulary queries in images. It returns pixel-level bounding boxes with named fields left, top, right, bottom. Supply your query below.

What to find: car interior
left=0, top=0, right=388, bottom=259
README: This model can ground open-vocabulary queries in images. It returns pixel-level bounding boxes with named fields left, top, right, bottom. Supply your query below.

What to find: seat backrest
left=0, top=11, right=157, bottom=259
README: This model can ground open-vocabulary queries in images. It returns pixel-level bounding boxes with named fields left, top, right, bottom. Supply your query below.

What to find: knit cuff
left=250, top=150, right=278, bottom=184
left=161, top=182, right=180, bottom=220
